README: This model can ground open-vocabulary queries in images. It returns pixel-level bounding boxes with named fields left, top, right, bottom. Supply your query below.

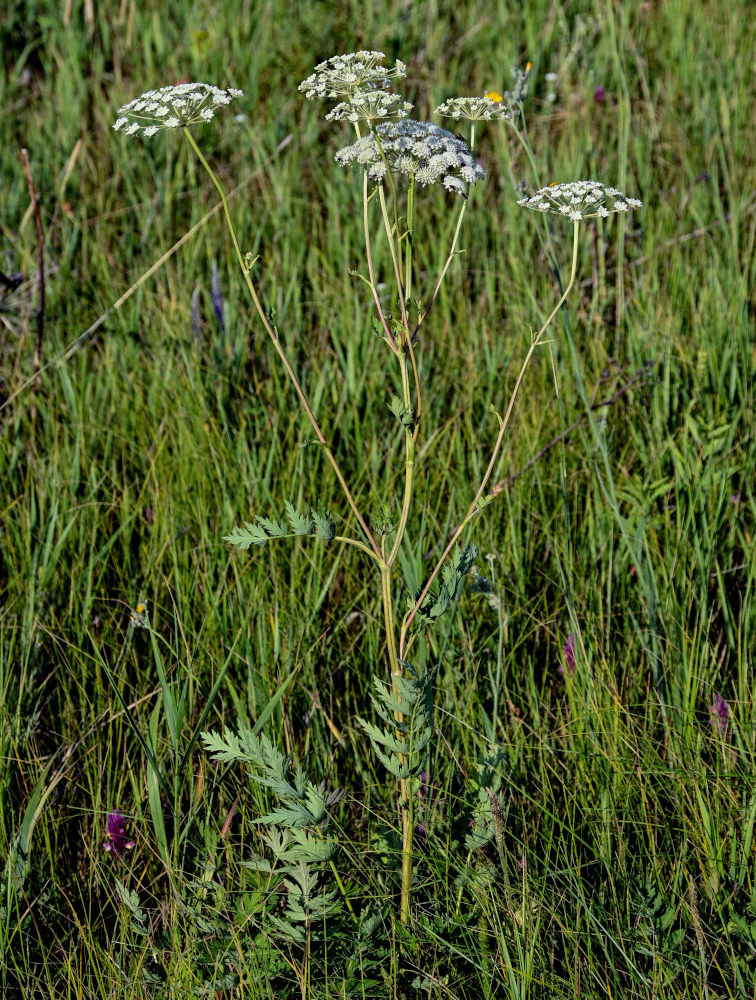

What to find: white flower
left=435, top=96, right=513, bottom=122
left=112, top=83, right=243, bottom=138
left=326, top=91, right=412, bottom=122
left=299, top=51, right=406, bottom=101
left=335, top=119, right=484, bottom=194
left=517, top=181, right=642, bottom=221
left=443, top=176, right=466, bottom=193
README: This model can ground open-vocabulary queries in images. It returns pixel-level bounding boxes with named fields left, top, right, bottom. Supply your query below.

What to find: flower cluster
left=326, top=91, right=412, bottom=123
left=518, top=181, right=642, bottom=221
left=113, top=83, right=243, bottom=138
left=335, top=119, right=484, bottom=194
left=102, top=810, right=136, bottom=858
left=709, top=692, right=730, bottom=737
left=435, top=96, right=512, bottom=122
left=558, top=634, right=577, bottom=677
left=299, top=50, right=406, bottom=101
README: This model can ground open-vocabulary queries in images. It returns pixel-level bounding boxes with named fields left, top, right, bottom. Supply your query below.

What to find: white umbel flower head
left=299, top=50, right=406, bottom=100
left=335, top=119, right=484, bottom=194
left=112, top=83, right=243, bottom=138
left=518, top=181, right=642, bottom=221
left=326, top=91, right=413, bottom=122
left=435, top=96, right=512, bottom=122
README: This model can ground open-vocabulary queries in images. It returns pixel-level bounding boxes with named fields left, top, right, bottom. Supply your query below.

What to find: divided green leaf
left=224, top=500, right=336, bottom=549
left=388, top=394, right=415, bottom=430
left=413, top=543, right=478, bottom=627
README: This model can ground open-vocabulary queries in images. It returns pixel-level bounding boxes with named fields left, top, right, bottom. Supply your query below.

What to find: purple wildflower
left=594, top=86, right=605, bottom=105
left=103, top=810, right=136, bottom=858
left=559, top=634, right=577, bottom=676
left=708, top=692, right=730, bottom=737
left=211, top=260, right=226, bottom=333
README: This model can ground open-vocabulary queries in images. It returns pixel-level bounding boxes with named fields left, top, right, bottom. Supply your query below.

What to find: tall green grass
left=1, top=0, right=755, bottom=996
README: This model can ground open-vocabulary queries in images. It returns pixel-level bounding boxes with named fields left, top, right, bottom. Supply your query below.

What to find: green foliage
left=201, top=725, right=345, bottom=963
left=371, top=502, right=395, bottom=536
left=115, top=880, right=148, bottom=937
left=201, top=726, right=340, bottom=830
left=388, top=393, right=415, bottom=431
left=1, top=0, right=755, bottom=995
left=357, top=663, right=437, bottom=779
left=224, top=500, right=336, bottom=548
left=464, top=746, right=507, bottom=852
left=413, top=544, right=479, bottom=628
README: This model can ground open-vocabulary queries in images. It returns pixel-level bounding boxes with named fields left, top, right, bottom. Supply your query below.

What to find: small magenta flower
left=559, top=634, right=577, bottom=676
left=594, top=86, right=606, bottom=105
left=709, top=692, right=730, bottom=737
left=103, top=810, right=136, bottom=858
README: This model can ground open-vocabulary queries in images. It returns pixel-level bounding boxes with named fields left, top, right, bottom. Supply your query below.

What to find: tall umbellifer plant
left=113, top=54, right=641, bottom=927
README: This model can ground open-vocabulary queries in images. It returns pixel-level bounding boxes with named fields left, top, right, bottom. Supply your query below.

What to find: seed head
left=299, top=51, right=406, bottom=101
left=435, top=96, right=512, bottom=122
left=518, top=181, right=642, bottom=221
left=335, top=119, right=484, bottom=194
left=113, top=83, right=243, bottom=138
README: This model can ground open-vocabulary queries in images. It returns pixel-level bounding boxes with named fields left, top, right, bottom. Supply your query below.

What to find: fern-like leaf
left=284, top=500, right=314, bottom=536
left=311, top=501, right=336, bottom=540
left=388, top=394, right=415, bottom=430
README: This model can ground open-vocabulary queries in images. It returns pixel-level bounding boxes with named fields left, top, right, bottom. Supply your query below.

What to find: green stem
left=364, top=172, right=399, bottom=352
left=334, top=535, right=382, bottom=563
left=510, top=118, right=563, bottom=290
left=411, top=195, right=468, bottom=343
left=182, top=128, right=382, bottom=561
left=380, top=561, right=413, bottom=926
left=401, top=220, right=582, bottom=652
left=404, top=176, right=414, bottom=326
left=387, top=353, right=415, bottom=567
left=377, top=184, right=408, bottom=333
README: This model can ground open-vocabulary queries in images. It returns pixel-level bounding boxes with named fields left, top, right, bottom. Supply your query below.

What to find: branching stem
left=400, top=220, right=582, bottom=654
left=183, top=128, right=383, bottom=562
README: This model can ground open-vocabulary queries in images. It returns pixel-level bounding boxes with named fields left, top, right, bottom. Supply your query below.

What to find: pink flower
left=558, top=634, right=577, bottom=676
left=708, top=693, right=730, bottom=737
left=103, top=810, right=136, bottom=858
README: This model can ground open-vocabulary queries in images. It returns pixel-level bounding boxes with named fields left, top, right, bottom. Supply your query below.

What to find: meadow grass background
left=1, top=0, right=755, bottom=996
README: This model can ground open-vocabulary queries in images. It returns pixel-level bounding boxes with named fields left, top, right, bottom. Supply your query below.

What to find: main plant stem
left=384, top=350, right=417, bottom=925
left=183, top=128, right=382, bottom=562
left=370, top=168, right=419, bottom=924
